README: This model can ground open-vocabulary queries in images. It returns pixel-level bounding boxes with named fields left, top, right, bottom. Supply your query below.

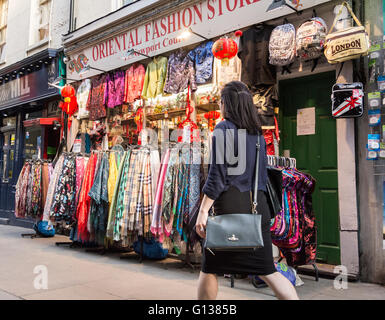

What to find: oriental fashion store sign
left=67, top=0, right=331, bottom=80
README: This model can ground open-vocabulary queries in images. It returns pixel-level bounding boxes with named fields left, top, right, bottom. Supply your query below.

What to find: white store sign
left=67, top=0, right=331, bottom=80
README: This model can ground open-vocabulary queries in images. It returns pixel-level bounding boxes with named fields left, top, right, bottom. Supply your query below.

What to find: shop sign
left=67, top=0, right=331, bottom=80
left=0, top=63, right=59, bottom=111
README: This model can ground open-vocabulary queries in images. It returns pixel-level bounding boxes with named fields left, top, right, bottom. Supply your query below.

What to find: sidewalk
left=0, top=225, right=384, bottom=300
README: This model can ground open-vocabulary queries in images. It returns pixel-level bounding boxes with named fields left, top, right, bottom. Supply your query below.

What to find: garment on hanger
left=77, top=152, right=98, bottom=240
left=43, top=155, right=65, bottom=222
left=105, top=70, right=125, bottom=108
left=141, top=56, right=168, bottom=98
left=89, top=153, right=110, bottom=245
left=87, top=74, right=107, bottom=120
left=124, top=63, right=146, bottom=104
left=50, top=154, right=76, bottom=222
left=269, top=167, right=317, bottom=267
left=187, top=41, right=214, bottom=84
left=253, top=85, right=278, bottom=128
left=163, top=50, right=197, bottom=94
left=76, top=79, right=91, bottom=119
left=238, top=24, right=276, bottom=90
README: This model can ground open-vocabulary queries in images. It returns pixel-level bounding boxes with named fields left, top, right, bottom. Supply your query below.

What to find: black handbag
left=204, top=136, right=264, bottom=255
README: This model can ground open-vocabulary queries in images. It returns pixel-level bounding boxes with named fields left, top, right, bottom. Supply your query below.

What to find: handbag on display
left=204, top=136, right=264, bottom=254
left=331, top=82, right=364, bottom=118
left=266, top=167, right=283, bottom=219
left=324, top=1, right=370, bottom=64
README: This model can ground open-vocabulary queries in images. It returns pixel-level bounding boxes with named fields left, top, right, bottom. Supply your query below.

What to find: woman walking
left=195, top=81, right=299, bottom=300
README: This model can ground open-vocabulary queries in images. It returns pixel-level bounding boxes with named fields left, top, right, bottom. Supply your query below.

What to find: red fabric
left=124, top=63, right=146, bottom=104
left=263, top=129, right=275, bottom=156
left=76, top=153, right=98, bottom=241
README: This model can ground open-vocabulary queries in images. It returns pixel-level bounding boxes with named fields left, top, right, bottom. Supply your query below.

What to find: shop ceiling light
left=79, top=65, right=106, bottom=76
left=266, top=0, right=301, bottom=13
left=178, top=27, right=209, bottom=41
left=122, top=49, right=151, bottom=60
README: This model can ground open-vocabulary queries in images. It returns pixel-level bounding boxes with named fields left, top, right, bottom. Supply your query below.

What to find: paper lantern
left=212, top=37, right=238, bottom=66
left=204, top=111, right=221, bottom=131
left=60, top=85, right=78, bottom=117
left=61, top=85, right=76, bottom=98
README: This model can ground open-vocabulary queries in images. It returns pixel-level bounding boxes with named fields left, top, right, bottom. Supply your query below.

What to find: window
left=0, top=0, right=8, bottom=60
left=111, top=0, right=137, bottom=11
left=38, top=0, right=51, bottom=41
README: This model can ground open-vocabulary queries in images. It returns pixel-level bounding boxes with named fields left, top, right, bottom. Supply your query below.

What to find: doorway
left=279, top=71, right=340, bottom=265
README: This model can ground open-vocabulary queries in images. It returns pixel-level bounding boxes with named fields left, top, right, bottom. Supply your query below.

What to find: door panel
left=280, top=72, right=340, bottom=265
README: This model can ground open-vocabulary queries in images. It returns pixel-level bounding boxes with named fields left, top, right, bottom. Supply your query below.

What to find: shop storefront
left=55, top=0, right=364, bottom=276
left=0, top=49, right=63, bottom=228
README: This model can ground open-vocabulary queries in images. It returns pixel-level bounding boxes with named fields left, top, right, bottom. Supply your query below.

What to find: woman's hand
left=195, top=195, right=215, bottom=239
left=195, top=210, right=209, bottom=239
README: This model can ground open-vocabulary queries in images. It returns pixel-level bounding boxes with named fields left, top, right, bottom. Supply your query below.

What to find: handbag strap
left=328, top=1, right=363, bottom=35
left=253, top=135, right=261, bottom=214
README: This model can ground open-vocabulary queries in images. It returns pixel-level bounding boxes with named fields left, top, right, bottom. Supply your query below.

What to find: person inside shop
left=195, top=81, right=299, bottom=300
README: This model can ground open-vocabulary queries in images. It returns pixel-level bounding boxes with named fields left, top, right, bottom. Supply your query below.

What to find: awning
left=23, top=117, right=61, bottom=128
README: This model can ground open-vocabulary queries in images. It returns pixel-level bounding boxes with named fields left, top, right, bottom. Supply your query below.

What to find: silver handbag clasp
left=228, top=234, right=239, bottom=241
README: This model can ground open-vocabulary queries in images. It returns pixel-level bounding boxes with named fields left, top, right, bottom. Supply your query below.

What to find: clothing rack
left=267, top=155, right=297, bottom=169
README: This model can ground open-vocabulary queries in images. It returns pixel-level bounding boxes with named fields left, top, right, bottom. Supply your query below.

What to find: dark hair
left=220, top=81, right=262, bottom=135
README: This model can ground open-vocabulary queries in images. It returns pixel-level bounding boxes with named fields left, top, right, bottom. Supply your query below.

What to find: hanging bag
left=204, top=136, right=264, bottom=254
left=269, top=23, right=297, bottom=67
left=324, top=1, right=370, bottom=64
left=296, top=17, right=328, bottom=62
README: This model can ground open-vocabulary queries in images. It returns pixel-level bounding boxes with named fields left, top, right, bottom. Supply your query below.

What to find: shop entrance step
left=0, top=218, right=10, bottom=225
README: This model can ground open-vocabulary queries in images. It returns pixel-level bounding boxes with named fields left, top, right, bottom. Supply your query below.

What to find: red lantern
left=61, top=85, right=75, bottom=98
left=204, top=111, right=220, bottom=131
left=60, top=85, right=78, bottom=117
left=212, top=38, right=238, bottom=66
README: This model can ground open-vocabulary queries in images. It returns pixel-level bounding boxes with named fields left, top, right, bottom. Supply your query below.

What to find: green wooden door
left=279, top=72, right=340, bottom=265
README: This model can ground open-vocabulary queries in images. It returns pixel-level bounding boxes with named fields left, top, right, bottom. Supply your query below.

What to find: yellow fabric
left=141, top=56, right=168, bottom=99
left=108, top=152, right=118, bottom=204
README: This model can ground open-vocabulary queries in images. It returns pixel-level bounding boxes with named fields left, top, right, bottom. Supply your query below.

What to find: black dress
left=201, top=120, right=276, bottom=276
left=201, top=187, right=276, bottom=276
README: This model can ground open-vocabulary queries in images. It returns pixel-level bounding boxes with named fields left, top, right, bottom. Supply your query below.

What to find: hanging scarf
left=150, top=149, right=170, bottom=242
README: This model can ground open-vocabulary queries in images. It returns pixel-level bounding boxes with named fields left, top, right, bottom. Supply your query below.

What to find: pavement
left=0, top=224, right=384, bottom=300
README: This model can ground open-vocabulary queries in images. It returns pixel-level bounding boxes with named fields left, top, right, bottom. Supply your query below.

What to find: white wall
left=0, top=0, right=70, bottom=69
left=73, top=0, right=115, bottom=30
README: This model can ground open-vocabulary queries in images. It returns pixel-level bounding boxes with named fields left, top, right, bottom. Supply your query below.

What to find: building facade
left=61, top=0, right=368, bottom=279
left=0, top=0, right=71, bottom=227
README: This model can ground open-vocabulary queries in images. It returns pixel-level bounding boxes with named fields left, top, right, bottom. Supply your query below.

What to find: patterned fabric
left=15, top=163, right=31, bottom=218
left=106, top=151, right=128, bottom=242
left=142, top=56, right=168, bottom=98
left=164, top=50, right=197, bottom=94
left=187, top=41, right=214, bottom=84
left=161, top=148, right=179, bottom=225
left=124, top=64, right=146, bottom=104
left=105, top=71, right=125, bottom=108
left=50, top=155, right=76, bottom=222
left=41, top=163, right=50, bottom=209
left=87, top=75, right=107, bottom=120
left=107, top=152, right=118, bottom=205
left=43, top=155, right=65, bottom=222
left=74, top=156, right=86, bottom=216
left=77, top=153, right=98, bottom=240
left=151, top=149, right=170, bottom=241
left=270, top=169, right=317, bottom=267
left=89, top=153, right=110, bottom=245
left=120, top=150, right=138, bottom=243
left=26, top=163, right=34, bottom=217
left=76, top=79, right=91, bottom=119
